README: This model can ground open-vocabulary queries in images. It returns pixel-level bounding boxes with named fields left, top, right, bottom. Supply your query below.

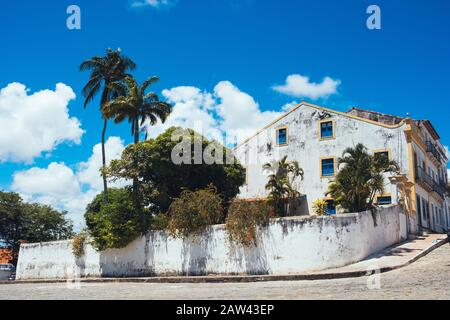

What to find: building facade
left=234, top=102, right=450, bottom=233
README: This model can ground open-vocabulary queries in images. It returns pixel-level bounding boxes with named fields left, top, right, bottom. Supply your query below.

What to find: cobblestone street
left=1, top=244, right=450, bottom=300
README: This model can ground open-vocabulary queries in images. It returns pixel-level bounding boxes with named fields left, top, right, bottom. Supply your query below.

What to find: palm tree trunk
left=132, top=117, right=143, bottom=228
left=101, top=118, right=109, bottom=201
left=134, top=117, right=139, bottom=144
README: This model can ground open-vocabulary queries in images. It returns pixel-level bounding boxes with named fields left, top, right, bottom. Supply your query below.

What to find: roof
left=346, top=107, right=405, bottom=126
left=235, top=102, right=406, bottom=149
left=419, top=120, right=440, bottom=140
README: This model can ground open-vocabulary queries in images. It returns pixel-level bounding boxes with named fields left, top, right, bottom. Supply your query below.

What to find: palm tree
left=326, top=143, right=399, bottom=212
left=103, top=76, right=172, bottom=215
left=80, top=49, right=136, bottom=195
left=263, top=156, right=304, bottom=216
left=103, top=76, right=172, bottom=144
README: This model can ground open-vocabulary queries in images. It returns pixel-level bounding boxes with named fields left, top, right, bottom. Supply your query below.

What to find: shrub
left=312, top=199, right=328, bottom=216
left=168, top=185, right=223, bottom=239
left=72, top=231, right=88, bottom=258
left=225, top=199, right=275, bottom=247
left=150, top=214, right=170, bottom=231
left=85, top=188, right=148, bottom=251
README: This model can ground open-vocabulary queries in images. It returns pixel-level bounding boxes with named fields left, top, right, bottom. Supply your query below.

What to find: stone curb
left=2, top=237, right=448, bottom=285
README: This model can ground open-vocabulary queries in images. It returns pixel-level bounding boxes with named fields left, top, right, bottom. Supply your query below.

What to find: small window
left=374, top=151, right=390, bottom=161
left=325, top=200, right=336, bottom=215
left=320, top=121, right=334, bottom=139
left=321, top=158, right=335, bottom=177
left=276, top=128, right=288, bottom=146
left=376, top=196, right=392, bottom=205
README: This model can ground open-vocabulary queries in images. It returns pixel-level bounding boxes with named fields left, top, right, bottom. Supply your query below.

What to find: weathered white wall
left=17, top=206, right=408, bottom=280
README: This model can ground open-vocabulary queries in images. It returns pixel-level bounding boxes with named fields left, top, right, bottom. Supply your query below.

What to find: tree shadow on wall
left=180, top=228, right=216, bottom=276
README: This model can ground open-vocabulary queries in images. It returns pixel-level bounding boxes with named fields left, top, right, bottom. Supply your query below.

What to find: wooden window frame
left=372, top=148, right=393, bottom=161
left=275, top=126, right=289, bottom=147
left=320, top=156, right=337, bottom=178
left=318, top=120, right=336, bottom=141
left=375, top=194, right=393, bottom=205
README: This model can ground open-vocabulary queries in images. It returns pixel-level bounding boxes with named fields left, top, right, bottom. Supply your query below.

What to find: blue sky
left=1, top=0, right=449, bottom=228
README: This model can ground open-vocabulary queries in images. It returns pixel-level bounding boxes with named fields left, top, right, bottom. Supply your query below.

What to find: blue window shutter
left=326, top=200, right=336, bottom=215
left=320, top=121, right=333, bottom=138
left=277, top=128, right=287, bottom=145
left=322, top=158, right=335, bottom=176
left=377, top=196, right=392, bottom=205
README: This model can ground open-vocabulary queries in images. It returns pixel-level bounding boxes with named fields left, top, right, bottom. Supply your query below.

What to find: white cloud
left=77, top=137, right=129, bottom=192
left=131, top=0, right=174, bottom=8
left=281, top=101, right=299, bottom=112
left=12, top=163, right=81, bottom=198
left=273, top=74, right=341, bottom=100
left=0, top=82, right=84, bottom=163
left=148, top=81, right=283, bottom=145
left=11, top=137, right=127, bottom=231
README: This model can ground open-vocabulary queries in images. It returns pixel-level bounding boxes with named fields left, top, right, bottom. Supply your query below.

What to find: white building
left=234, top=102, right=450, bottom=233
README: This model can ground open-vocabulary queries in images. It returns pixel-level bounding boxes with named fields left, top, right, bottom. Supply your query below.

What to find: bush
left=72, top=231, right=88, bottom=258
left=150, top=214, right=170, bottom=231
left=225, top=199, right=275, bottom=247
left=312, top=199, right=327, bottom=216
left=168, top=185, right=223, bottom=239
left=85, top=188, right=148, bottom=251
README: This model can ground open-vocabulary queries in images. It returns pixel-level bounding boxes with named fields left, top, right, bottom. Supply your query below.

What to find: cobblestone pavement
left=2, top=244, right=450, bottom=300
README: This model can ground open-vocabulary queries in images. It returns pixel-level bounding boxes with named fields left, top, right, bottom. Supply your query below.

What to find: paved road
left=2, top=244, right=450, bottom=300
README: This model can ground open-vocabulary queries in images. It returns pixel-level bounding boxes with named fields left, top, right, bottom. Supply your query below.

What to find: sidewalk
left=314, top=233, right=447, bottom=277
left=2, top=233, right=448, bottom=285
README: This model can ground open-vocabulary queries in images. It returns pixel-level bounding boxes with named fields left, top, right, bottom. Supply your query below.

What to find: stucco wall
left=16, top=206, right=409, bottom=280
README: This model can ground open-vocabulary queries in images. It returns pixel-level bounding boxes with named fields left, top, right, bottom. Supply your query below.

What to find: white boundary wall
left=16, top=206, right=409, bottom=280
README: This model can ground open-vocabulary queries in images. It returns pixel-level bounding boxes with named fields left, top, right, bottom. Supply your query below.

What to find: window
left=376, top=195, right=392, bottom=205
left=276, top=127, right=288, bottom=146
left=424, top=199, right=429, bottom=221
left=325, top=200, right=336, bottom=215
left=321, top=158, right=335, bottom=177
left=373, top=149, right=391, bottom=161
left=320, top=121, right=334, bottom=139
left=417, top=196, right=422, bottom=224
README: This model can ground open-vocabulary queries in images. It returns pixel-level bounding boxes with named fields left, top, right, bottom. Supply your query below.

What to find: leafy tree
left=84, top=188, right=147, bottom=251
left=103, top=76, right=173, bottom=212
left=0, top=191, right=74, bottom=263
left=103, top=76, right=172, bottom=144
left=105, top=127, right=245, bottom=217
left=80, top=49, right=136, bottom=195
left=263, top=156, right=304, bottom=216
left=326, top=143, right=399, bottom=212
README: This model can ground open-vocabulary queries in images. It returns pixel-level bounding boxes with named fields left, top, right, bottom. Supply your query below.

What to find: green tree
left=263, top=156, right=304, bottom=216
left=103, top=76, right=173, bottom=144
left=326, top=143, right=400, bottom=212
left=80, top=49, right=136, bottom=195
left=105, top=127, right=245, bottom=218
left=102, top=76, right=173, bottom=213
left=0, top=191, right=74, bottom=263
left=84, top=188, right=146, bottom=251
